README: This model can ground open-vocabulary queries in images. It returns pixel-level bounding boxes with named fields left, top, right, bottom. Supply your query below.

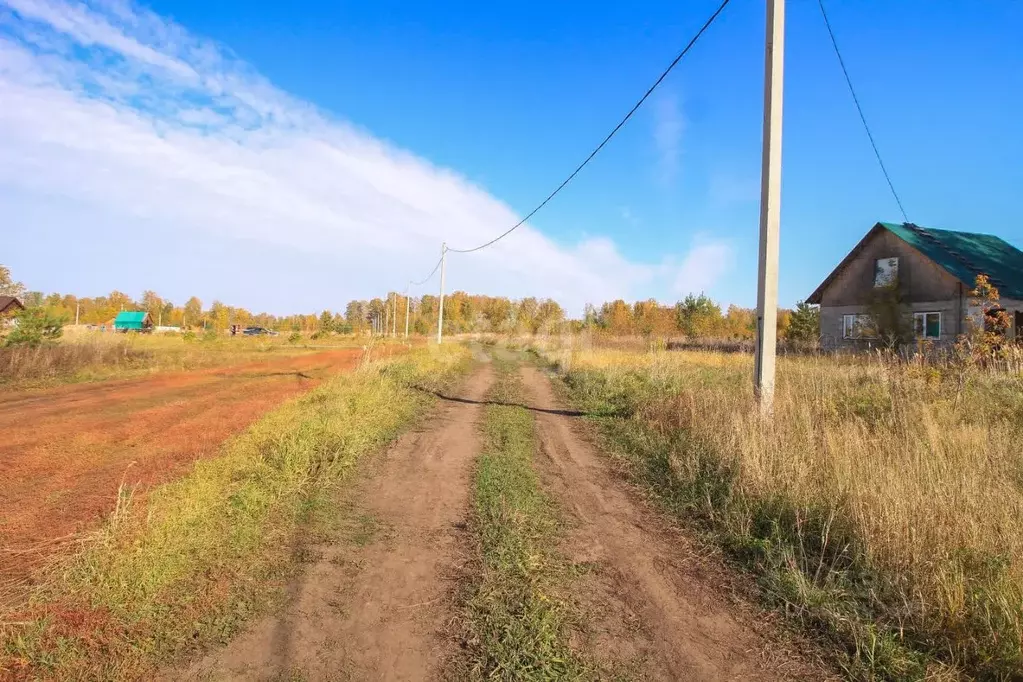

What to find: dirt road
left=519, top=363, right=824, bottom=681
left=182, top=356, right=494, bottom=681
left=0, top=348, right=366, bottom=602
left=177, top=353, right=825, bottom=681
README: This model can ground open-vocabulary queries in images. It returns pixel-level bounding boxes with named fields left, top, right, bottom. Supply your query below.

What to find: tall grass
left=535, top=340, right=1023, bottom=680
left=0, top=345, right=470, bottom=679
left=0, top=337, right=156, bottom=385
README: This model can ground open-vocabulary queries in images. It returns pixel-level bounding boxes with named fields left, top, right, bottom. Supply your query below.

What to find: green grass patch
left=1, top=345, right=471, bottom=679
left=456, top=353, right=591, bottom=681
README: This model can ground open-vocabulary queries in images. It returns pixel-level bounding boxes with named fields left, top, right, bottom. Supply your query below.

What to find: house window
left=874, top=258, right=898, bottom=287
left=843, top=314, right=876, bottom=339
left=913, top=312, right=941, bottom=340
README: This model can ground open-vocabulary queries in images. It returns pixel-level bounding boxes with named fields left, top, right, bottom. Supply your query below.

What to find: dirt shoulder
left=518, top=362, right=831, bottom=681
left=180, top=358, right=494, bottom=681
left=0, top=348, right=365, bottom=604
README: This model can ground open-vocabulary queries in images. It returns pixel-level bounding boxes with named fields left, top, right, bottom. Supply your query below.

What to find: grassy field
left=456, top=353, right=591, bottom=681
left=532, top=340, right=1023, bottom=680
left=0, top=344, right=470, bottom=680
left=0, top=330, right=394, bottom=388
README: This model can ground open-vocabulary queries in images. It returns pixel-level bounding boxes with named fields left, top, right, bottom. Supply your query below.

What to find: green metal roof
left=881, top=222, right=1023, bottom=299
left=114, top=311, right=149, bottom=327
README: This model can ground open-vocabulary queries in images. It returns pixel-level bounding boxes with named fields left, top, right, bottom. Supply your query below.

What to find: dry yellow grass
left=534, top=338, right=1023, bottom=679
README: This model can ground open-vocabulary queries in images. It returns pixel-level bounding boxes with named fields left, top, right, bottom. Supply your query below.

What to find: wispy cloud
left=672, top=237, right=734, bottom=296
left=0, top=0, right=729, bottom=314
left=652, top=91, right=684, bottom=186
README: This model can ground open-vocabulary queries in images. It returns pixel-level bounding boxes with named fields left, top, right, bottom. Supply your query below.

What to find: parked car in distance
left=242, top=326, right=278, bottom=336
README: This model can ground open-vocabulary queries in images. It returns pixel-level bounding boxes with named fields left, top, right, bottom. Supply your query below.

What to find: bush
left=3, top=308, right=64, bottom=347
left=288, top=332, right=302, bottom=344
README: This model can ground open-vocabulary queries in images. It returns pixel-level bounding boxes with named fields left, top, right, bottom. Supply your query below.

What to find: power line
left=447, top=0, right=732, bottom=254
left=817, top=0, right=908, bottom=223
left=409, top=254, right=443, bottom=286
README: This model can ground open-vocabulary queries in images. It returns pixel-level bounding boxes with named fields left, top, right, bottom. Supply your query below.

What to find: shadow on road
left=413, top=386, right=586, bottom=418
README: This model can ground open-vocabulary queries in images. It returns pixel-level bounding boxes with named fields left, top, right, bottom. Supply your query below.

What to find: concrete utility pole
left=75, top=302, right=80, bottom=326
left=437, top=242, right=447, bottom=345
left=754, top=0, right=785, bottom=414
left=392, top=292, right=397, bottom=337
left=404, top=288, right=411, bottom=339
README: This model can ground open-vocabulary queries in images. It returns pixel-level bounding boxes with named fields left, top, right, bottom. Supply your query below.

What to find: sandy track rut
left=182, top=360, right=494, bottom=681
left=519, top=364, right=823, bottom=681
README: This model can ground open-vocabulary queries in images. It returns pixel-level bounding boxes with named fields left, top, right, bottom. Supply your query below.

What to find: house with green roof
left=114, top=311, right=154, bottom=333
left=807, top=222, right=1023, bottom=348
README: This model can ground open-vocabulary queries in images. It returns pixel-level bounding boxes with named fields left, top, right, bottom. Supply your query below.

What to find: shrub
left=3, top=308, right=64, bottom=347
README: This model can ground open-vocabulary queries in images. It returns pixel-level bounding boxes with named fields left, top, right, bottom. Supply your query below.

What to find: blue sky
left=2, top=0, right=1021, bottom=315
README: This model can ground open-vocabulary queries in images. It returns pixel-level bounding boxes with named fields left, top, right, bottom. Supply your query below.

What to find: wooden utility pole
left=437, top=243, right=447, bottom=344
left=754, top=0, right=785, bottom=413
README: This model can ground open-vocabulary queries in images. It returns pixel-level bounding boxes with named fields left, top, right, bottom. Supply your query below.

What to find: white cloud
left=672, top=237, right=734, bottom=296
left=0, top=0, right=728, bottom=314
left=652, top=91, right=684, bottom=186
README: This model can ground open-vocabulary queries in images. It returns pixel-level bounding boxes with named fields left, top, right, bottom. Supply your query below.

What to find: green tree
left=4, top=307, right=64, bottom=347
left=319, top=310, right=335, bottom=333
left=676, top=294, right=722, bottom=338
left=786, top=301, right=820, bottom=342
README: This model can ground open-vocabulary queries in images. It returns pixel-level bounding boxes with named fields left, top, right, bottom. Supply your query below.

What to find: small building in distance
left=0, top=295, right=24, bottom=316
left=114, top=311, right=154, bottom=333
left=0, top=296, right=24, bottom=328
left=807, top=222, right=1023, bottom=349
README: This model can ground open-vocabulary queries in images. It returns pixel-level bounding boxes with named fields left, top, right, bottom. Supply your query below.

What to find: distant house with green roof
left=807, top=222, right=1023, bottom=348
left=114, top=311, right=153, bottom=333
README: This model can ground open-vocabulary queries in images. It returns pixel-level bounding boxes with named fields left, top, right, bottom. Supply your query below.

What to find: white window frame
left=843, top=314, right=876, bottom=339
left=913, top=311, right=941, bottom=340
left=874, top=257, right=899, bottom=288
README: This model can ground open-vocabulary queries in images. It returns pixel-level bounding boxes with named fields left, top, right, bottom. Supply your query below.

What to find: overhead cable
left=409, top=254, right=443, bottom=286
left=446, top=0, right=732, bottom=254
left=818, top=0, right=908, bottom=222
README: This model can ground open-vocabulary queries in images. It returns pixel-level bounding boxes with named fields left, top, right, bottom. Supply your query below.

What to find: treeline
left=585, top=294, right=820, bottom=341
left=11, top=284, right=568, bottom=336
left=5, top=265, right=819, bottom=340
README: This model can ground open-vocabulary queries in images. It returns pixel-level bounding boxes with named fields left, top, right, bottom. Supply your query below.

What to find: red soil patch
left=0, top=348, right=373, bottom=604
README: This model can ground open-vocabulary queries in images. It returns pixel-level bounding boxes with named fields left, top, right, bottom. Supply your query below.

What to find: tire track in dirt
left=518, top=363, right=828, bottom=681
left=180, top=358, right=494, bottom=681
